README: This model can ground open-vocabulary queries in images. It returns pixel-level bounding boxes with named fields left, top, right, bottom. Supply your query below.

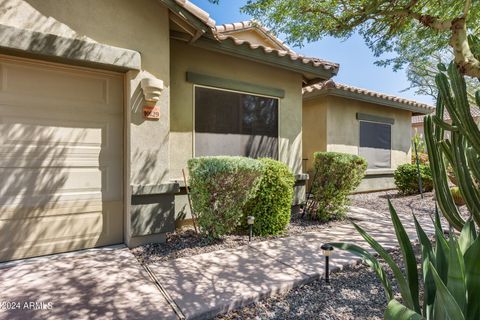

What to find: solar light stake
left=247, top=216, right=255, bottom=242
left=321, top=244, right=334, bottom=283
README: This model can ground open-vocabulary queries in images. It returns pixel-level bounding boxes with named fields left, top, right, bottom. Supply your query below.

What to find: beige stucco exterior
left=0, top=0, right=172, bottom=250
left=1, top=0, right=323, bottom=260
left=170, top=39, right=304, bottom=179
left=303, top=95, right=413, bottom=192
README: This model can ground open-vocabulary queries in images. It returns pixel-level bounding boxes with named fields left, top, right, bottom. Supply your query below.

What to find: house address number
left=143, top=106, right=160, bottom=120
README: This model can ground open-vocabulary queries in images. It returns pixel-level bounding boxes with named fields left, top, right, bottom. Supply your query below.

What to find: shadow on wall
left=0, top=0, right=139, bottom=69
left=279, top=133, right=302, bottom=174
left=245, top=135, right=279, bottom=159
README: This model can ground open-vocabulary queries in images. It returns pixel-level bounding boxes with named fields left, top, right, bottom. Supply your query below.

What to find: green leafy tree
left=405, top=49, right=479, bottom=105
left=236, top=0, right=480, bottom=77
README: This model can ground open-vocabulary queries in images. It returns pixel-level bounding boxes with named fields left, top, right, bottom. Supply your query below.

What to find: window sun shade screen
left=195, top=87, right=279, bottom=158
left=359, top=121, right=391, bottom=169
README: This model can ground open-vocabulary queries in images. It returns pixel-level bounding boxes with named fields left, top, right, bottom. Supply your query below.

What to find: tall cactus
left=424, top=62, right=480, bottom=230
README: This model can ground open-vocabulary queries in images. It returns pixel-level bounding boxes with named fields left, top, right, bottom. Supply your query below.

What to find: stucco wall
left=1, top=0, right=172, bottom=245
left=302, top=98, right=327, bottom=173
left=170, top=39, right=304, bottom=181
left=5, top=0, right=172, bottom=187
left=326, top=96, right=412, bottom=169
left=302, top=95, right=413, bottom=192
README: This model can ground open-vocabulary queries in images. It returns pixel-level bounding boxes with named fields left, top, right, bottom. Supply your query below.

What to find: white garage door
left=0, top=55, right=124, bottom=262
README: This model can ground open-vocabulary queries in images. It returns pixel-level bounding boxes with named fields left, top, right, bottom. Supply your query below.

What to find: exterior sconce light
left=141, top=78, right=164, bottom=103
left=247, top=216, right=255, bottom=242
left=321, top=243, right=334, bottom=283
left=140, top=78, right=163, bottom=120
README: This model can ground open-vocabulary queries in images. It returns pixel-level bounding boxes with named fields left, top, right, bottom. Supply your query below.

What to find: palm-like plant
left=331, top=202, right=480, bottom=319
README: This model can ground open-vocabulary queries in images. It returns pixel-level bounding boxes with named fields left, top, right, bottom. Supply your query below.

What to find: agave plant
left=331, top=201, right=480, bottom=319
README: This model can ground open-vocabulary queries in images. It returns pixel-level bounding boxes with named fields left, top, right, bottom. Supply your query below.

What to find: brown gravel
left=131, top=190, right=469, bottom=264
left=216, top=246, right=418, bottom=320
left=131, top=211, right=348, bottom=264
left=349, top=190, right=470, bottom=222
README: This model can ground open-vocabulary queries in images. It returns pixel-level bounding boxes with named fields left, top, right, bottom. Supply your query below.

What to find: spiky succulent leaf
left=430, top=262, right=466, bottom=320
left=350, top=221, right=416, bottom=310
left=384, top=299, right=423, bottom=320
left=329, top=242, right=393, bottom=301
left=388, top=200, right=421, bottom=313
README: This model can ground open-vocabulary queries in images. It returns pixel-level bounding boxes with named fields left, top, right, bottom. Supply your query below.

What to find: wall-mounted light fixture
left=141, top=78, right=164, bottom=120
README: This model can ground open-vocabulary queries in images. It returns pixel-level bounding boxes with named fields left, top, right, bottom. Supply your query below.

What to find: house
left=412, top=105, right=480, bottom=139
left=303, top=81, right=434, bottom=192
left=0, top=0, right=338, bottom=261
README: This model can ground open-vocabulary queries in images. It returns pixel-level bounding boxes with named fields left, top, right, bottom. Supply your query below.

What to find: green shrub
left=310, top=152, right=367, bottom=221
left=394, top=163, right=433, bottom=195
left=243, top=158, right=295, bottom=236
left=187, top=156, right=263, bottom=238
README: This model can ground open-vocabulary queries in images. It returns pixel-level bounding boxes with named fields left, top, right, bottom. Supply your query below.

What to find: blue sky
left=190, top=0, right=434, bottom=105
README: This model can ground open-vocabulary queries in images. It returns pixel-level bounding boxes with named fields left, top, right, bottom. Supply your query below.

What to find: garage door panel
left=1, top=59, right=107, bottom=104
left=0, top=200, right=123, bottom=261
left=0, top=55, right=124, bottom=262
left=0, top=167, right=106, bottom=196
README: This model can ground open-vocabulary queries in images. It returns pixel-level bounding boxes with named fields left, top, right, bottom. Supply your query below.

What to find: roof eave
left=192, top=36, right=338, bottom=80
left=304, top=88, right=434, bottom=115
left=160, top=0, right=215, bottom=37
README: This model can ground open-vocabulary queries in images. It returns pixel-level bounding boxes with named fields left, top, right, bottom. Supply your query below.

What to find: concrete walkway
left=0, top=246, right=178, bottom=320
left=148, top=207, right=435, bottom=319
left=0, top=207, right=435, bottom=320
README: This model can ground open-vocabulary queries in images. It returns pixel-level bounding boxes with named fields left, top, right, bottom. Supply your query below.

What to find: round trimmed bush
left=394, top=163, right=433, bottom=195
left=188, top=156, right=263, bottom=238
left=311, top=152, right=367, bottom=222
left=243, top=158, right=295, bottom=236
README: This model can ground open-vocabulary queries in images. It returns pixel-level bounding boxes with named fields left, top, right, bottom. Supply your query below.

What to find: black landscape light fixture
left=321, top=243, right=334, bottom=283
left=247, top=216, right=255, bottom=242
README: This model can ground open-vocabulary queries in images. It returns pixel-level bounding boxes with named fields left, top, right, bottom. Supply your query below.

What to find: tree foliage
left=405, top=49, right=479, bottom=105
left=238, top=0, right=480, bottom=77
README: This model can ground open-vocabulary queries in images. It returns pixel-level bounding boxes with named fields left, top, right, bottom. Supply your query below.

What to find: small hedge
left=243, top=158, right=294, bottom=236
left=394, top=163, right=433, bottom=195
left=188, top=156, right=295, bottom=238
left=187, top=156, right=263, bottom=238
left=310, top=152, right=367, bottom=221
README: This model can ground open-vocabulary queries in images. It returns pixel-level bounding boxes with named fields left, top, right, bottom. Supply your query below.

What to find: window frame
left=192, top=84, right=281, bottom=159
left=358, top=119, right=393, bottom=169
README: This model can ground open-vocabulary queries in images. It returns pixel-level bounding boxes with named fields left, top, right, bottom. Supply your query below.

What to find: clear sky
left=190, top=0, right=434, bottom=105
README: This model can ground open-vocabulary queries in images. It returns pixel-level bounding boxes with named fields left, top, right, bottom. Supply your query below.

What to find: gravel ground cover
left=131, top=190, right=468, bottom=264
left=216, top=246, right=417, bottom=320
left=349, top=190, right=470, bottom=221
left=131, top=211, right=347, bottom=264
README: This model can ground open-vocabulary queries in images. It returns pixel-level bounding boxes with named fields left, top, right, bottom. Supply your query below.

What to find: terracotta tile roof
left=170, top=5, right=339, bottom=76
left=174, top=0, right=216, bottom=28
left=304, top=80, right=435, bottom=114
left=214, top=32, right=339, bottom=74
left=411, top=105, right=480, bottom=124
left=215, top=20, right=292, bottom=52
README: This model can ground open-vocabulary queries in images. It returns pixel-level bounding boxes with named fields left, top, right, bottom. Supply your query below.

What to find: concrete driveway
left=0, top=246, right=178, bottom=320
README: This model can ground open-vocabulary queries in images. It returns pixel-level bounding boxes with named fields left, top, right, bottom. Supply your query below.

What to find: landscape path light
left=321, top=243, right=334, bottom=283
left=247, top=216, right=255, bottom=242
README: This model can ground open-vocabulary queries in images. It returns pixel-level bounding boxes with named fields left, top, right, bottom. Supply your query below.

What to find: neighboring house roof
left=412, top=105, right=480, bottom=124
left=215, top=20, right=292, bottom=52
left=167, top=5, right=339, bottom=81
left=212, top=21, right=339, bottom=80
left=303, top=80, right=435, bottom=115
